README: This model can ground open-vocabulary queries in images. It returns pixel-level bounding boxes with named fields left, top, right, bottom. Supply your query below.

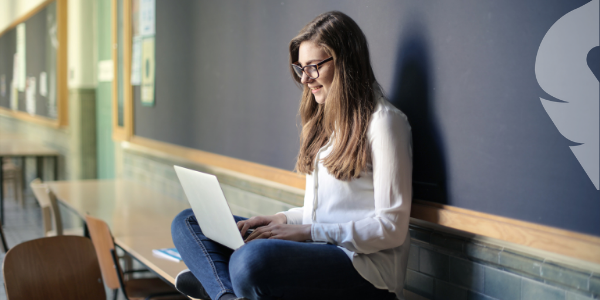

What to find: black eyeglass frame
left=291, top=57, right=333, bottom=80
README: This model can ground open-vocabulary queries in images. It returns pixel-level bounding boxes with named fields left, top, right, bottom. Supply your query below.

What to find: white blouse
left=282, top=88, right=413, bottom=299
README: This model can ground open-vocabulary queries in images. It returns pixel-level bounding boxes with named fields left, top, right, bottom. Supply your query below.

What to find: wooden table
left=46, top=179, right=190, bottom=284
left=0, top=140, right=60, bottom=224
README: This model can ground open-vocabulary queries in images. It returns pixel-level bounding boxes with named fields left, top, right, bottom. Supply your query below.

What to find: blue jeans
left=171, top=209, right=397, bottom=300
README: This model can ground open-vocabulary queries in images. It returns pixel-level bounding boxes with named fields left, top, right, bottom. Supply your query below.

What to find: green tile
left=484, top=266, right=521, bottom=300
left=467, top=291, right=497, bottom=300
left=430, top=233, right=464, bottom=254
left=228, top=202, right=256, bottom=218
left=410, top=227, right=432, bottom=243
left=435, top=280, right=468, bottom=300
left=566, top=291, right=595, bottom=300
left=409, top=244, right=420, bottom=270
left=449, top=257, right=484, bottom=292
left=217, top=172, right=304, bottom=206
left=589, top=275, right=600, bottom=296
left=221, top=185, right=294, bottom=216
left=406, top=269, right=434, bottom=299
left=420, top=248, right=449, bottom=280
left=541, top=262, right=590, bottom=290
left=465, top=243, right=501, bottom=264
left=521, top=278, right=565, bottom=300
left=499, top=250, right=542, bottom=277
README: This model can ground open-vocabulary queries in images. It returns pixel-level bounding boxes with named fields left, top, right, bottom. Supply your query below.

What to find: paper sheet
left=131, top=37, right=142, bottom=85
left=16, top=24, right=26, bottom=92
left=0, top=75, right=5, bottom=98
left=97, top=60, right=114, bottom=82
left=140, top=0, right=155, bottom=37
left=12, top=53, right=18, bottom=91
left=141, top=37, right=155, bottom=106
left=26, top=77, right=36, bottom=115
left=10, top=80, right=18, bottom=110
left=39, top=72, right=47, bottom=97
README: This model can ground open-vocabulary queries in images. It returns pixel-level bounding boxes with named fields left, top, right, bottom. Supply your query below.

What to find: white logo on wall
left=535, top=0, right=599, bottom=190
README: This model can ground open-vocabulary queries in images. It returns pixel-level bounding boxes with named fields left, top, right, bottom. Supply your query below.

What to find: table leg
left=0, top=156, right=3, bottom=225
left=21, top=156, right=26, bottom=191
left=54, top=156, right=58, bottom=180
left=83, top=222, right=90, bottom=238
left=36, top=156, right=43, bottom=181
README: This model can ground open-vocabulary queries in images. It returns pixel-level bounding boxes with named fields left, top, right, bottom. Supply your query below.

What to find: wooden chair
left=85, top=215, right=188, bottom=300
left=3, top=235, right=106, bottom=300
left=30, top=178, right=83, bottom=236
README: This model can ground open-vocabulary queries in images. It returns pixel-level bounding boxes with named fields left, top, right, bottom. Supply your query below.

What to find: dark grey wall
left=23, top=6, right=49, bottom=117
left=135, top=0, right=600, bottom=236
left=0, top=28, right=16, bottom=109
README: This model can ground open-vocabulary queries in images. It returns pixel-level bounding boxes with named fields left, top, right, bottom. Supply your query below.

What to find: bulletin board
left=0, top=2, right=58, bottom=120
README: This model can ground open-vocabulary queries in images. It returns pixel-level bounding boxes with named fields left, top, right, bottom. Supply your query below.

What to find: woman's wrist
left=304, top=224, right=312, bottom=241
left=274, top=213, right=288, bottom=224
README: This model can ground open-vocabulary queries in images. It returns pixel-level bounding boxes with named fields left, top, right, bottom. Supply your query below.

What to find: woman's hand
left=244, top=224, right=312, bottom=243
left=237, top=213, right=287, bottom=238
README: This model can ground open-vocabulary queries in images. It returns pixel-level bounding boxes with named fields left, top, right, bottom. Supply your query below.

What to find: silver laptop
left=174, top=165, right=245, bottom=250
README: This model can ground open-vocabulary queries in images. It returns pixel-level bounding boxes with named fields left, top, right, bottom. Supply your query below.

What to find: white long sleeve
left=310, top=100, right=412, bottom=253
left=282, top=206, right=304, bottom=225
left=281, top=89, right=412, bottom=298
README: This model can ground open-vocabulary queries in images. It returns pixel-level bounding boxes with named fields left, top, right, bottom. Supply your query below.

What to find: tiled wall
left=120, top=144, right=600, bottom=300
left=0, top=114, right=69, bottom=180
left=0, top=112, right=86, bottom=230
left=406, top=224, right=599, bottom=300
left=120, top=146, right=301, bottom=218
left=0, top=87, right=97, bottom=181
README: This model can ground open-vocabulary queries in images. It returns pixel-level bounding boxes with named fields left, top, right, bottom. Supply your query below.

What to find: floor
left=0, top=185, right=45, bottom=299
left=0, top=183, right=134, bottom=300
left=0, top=181, right=427, bottom=300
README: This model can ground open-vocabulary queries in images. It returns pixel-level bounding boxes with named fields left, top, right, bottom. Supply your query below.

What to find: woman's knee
left=229, top=240, right=282, bottom=296
left=171, top=208, right=195, bottom=241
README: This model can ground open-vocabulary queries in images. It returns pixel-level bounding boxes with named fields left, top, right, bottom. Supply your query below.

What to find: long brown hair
left=290, top=11, right=377, bottom=181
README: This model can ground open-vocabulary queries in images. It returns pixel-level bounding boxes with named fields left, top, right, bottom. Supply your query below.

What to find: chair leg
left=15, top=170, right=23, bottom=208
left=0, top=223, right=9, bottom=252
left=123, top=254, right=133, bottom=280
left=111, top=249, right=130, bottom=300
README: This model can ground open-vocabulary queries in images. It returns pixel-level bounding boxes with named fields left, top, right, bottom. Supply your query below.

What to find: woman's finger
left=245, top=226, right=264, bottom=241
left=240, top=221, right=255, bottom=237
left=237, top=220, right=245, bottom=231
left=239, top=216, right=260, bottom=234
left=245, top=226, right=270, bottom=242
left=246, top=230, right=273, bottom=242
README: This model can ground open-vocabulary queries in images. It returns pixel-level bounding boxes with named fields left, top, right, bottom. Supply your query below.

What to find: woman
left=171, top=11, right=412, bottom=300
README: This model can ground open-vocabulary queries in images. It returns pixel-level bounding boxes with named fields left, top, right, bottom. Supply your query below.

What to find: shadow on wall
left=388, top=20, right=448, bottom=206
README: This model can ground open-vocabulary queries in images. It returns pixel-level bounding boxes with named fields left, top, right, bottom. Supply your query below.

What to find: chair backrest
left=85, top=214, right=122, bottom=290
left=30, top=179, right=63, bottom=236
left=3, top=236, right=106, bottom=300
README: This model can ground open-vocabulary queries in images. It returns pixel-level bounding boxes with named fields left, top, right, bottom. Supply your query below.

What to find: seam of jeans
left=185, top=215, right=229, bottom=294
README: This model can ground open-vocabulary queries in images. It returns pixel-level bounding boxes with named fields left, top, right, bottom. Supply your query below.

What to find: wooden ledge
left=411, top=200, right=600, bottom=265
left=0, top=108, right=60, bottom=128
left=129, top=135, right=306, bottom=189
left=124, top=135, right=600, bottom=265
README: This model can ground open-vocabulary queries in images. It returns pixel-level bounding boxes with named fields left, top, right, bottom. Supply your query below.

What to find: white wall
left=68, top=0, right=96, bottom=88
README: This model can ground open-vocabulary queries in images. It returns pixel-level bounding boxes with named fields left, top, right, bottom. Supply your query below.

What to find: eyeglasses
left=291, top=57, right=333, bottom=80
